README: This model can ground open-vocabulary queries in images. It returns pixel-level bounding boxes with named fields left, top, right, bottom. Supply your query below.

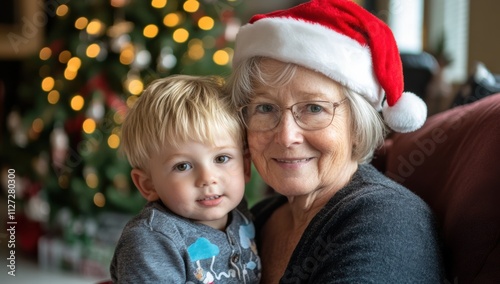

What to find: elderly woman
left=227, top=0, right=444, bottom=283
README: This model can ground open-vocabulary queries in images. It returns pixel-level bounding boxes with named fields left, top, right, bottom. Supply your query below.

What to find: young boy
left=110, top=75, right=261, bottom=283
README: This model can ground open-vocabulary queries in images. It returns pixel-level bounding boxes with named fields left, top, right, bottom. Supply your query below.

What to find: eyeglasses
left=238, top=98, right=347, bottom=131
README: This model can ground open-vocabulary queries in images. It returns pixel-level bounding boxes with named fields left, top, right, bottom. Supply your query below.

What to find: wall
left=468, top=0, right=500, bottom=74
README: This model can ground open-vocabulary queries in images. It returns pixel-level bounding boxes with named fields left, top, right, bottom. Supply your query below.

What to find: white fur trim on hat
left=382, top=92, right=427, bottom=133
left=233, top=17, right=385, bottom=110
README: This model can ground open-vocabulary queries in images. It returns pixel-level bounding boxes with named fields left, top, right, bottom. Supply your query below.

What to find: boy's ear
left=243, top=149, right=252, bottom=183
left=131, top=169, right=159, bottom=202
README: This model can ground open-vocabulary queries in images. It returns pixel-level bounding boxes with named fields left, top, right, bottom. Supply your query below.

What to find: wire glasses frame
left=238, top=98, right=348, bottom=131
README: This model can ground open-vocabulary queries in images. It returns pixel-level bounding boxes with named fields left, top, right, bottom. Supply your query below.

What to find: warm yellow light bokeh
left=56, top=5, right=69, bottom=17
left=32, top=118, right=44, bottom=133
left=120, top=46, right=135, bottom=65
left=198, top=16, right=214, bottom=30
left=83, top=118, right=97, bottom=134
left=143, top=24, right=159, bottom=38
left=94, top=192, right=106, bottom=207
left=39, top=47, right=52, bottom=60
left=41, top=77, right=55, bottom=92
left=188, top=40, right=204, bottom=60
left=47, top=90, right=60, bottom=104
left=213, top=49, right=229, bottom=65
left=70, top=95, right=85, bottom=111
left=151, top=0, right=167, bottom=8
left=58, top=50, right=72, bottom=64
left=87, top=19, right=104, bottom=35
left=111, top=0, right=128, bottom=7
left=163, top=13, right=180, bottom=27
left=67, top=57, right=82, bottom=71
left=75, top=17, right=89, bottom=30
left=108, top=134, right=120, bottom=149
left=127, top=79, right=144, bottom=95
left=113, top=112, right=125, bottom=124
left=64, top=68, right=78, bottom=80
left=86, top=43, right=101, bottom=58
left=173, top=28, right=189, bottom=43
left=126, top=95, right=139, bottom=108
left=86, top=173, right=99, bottom=189
left=183, top=0, right=199, bottom=13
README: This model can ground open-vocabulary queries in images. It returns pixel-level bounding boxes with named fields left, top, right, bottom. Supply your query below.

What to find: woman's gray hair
left=226, top=57, right=387, bottom=164
left=343, top=87, right=387, bottom=164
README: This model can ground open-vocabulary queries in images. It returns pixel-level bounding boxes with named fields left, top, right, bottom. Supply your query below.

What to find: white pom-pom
left=382, top=92, right=427, bottom=133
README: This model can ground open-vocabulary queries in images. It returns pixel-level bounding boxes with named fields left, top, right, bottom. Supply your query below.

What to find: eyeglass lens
left=241, top=101, right=341, bottom=131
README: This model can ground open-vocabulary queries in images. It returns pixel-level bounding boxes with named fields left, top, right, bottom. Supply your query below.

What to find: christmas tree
left=1, top=0, right=266, bottom=276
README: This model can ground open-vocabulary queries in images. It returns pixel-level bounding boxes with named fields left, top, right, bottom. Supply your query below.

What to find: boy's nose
left=196, top=167, right=217, bottom=187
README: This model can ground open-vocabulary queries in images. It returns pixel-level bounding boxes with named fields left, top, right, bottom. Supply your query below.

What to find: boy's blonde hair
left=121, top=75, right=244, bottom=171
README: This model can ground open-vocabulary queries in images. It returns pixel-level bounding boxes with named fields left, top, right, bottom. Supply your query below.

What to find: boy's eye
left=174, top=163, right=192, bottom=171
left=215, top=155, right=230, bottom=164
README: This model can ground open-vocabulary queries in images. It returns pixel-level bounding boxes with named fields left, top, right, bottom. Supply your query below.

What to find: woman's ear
left=243, top=149, right=252, bottom=183
left=131, top=168, right=159, bottom=201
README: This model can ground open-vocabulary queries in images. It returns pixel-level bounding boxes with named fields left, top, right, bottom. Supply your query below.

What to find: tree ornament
left=50, top=126, right=69, bottom=169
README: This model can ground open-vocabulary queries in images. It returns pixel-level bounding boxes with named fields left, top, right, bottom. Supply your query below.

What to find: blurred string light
left=41, top=77, right=55, bottom=92
left=87, top=97, right=105, bottom=120
left=67, top=57, right=82, bottom=71
left=120, top=44, right=135, bottom=65
left=111, top=0, right=130, bottom=8
left=70, top=94, right=85, bottom=111
left=85, top=168, right=99, bottom=189
left=87, top=19, right=105, bottom=36
left=132, top=49, right=151, bottom=70
left=113, top=112, right=125, bottom=124
left=173, top=28, right=189, bottom=43
left=213, top=49, right=230, bottom=65
left=151, top=0, right=167, bottom=9
left=198, top=16, right=214, bottom=30
left=108, top=134, right=120, bottom=149
left=93, top=192, right=106, bottom=207
left=125, top=76, right=144, bottom=95
left=64, top=68, right=77, bottom=80
left=39, top=47, right=52, bottom=60
left=183, top=0, right=199, bottom=13
left=56, top=4, right=69, bottom=17
left=143, top=24, right=159, bottom=38
left=86, top=43, right=101, bottom=58
left=157, top=46, right=177, bottom=71
left=163, top=12, right=181, bottom=27
left=58, top=50, right=71, bottom=64
left=32, top=118, right=44, bottom=134
left=82, top=118, right=96, bottom=134
left=47, top=90, right=60, bottom=104
left=126, top=95, right=139, bottom=108
left=64, top=56, right=82, bottom=80
left=75, top=17, right=89, bottom=30
left=188, top=39, right=204, bottom=60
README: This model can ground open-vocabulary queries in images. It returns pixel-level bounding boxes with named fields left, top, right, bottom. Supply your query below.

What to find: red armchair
left=374, top=93, right=500, bottom=283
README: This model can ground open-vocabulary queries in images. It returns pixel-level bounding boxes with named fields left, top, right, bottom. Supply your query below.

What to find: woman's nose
left=273, top=111, right=303, bottom=147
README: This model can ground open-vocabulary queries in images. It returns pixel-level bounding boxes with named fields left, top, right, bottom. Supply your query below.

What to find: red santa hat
left=232, top=0, right=427, bottom=133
